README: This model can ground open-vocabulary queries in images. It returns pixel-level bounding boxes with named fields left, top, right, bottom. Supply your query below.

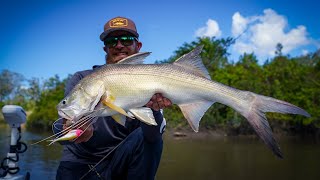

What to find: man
left=55, top=16, right=171, bottom=180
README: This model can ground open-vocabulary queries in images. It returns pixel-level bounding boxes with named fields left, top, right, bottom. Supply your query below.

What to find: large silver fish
left=57, top=45, right=310, bottom=158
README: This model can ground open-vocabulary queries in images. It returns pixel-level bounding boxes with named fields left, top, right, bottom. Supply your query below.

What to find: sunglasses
left=104, top=36, right=138, bottom=48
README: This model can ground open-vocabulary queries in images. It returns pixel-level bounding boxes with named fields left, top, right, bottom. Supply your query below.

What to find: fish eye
left=62, top=100, right=66, bottom=105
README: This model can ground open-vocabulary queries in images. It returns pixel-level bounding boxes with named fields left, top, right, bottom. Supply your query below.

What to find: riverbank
left=2, top=116, right=319, bottom=139
left=165, top=122, right=320, bottom=140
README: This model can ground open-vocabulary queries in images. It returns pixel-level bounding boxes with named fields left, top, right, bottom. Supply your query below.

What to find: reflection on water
left=0, top=124, right=62, bottom=180
left=0, top=124, right=320, bottom=180
left=158, top=132, right=320, bottom=180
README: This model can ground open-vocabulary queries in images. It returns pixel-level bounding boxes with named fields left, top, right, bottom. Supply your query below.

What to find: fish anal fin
left=129, top=107, right=157, bottom=126
left=178, top=101, right=214, bottom=132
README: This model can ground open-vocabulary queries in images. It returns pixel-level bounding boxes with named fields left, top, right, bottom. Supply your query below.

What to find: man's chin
left=114, top=54, right=128, bottom=62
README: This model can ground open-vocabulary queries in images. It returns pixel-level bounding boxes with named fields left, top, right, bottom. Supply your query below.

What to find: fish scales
left=57, top=46, right=310, bottom=158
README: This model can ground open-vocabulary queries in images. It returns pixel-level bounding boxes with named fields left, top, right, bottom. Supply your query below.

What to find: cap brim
left=100, top=28, right=139, bottom=41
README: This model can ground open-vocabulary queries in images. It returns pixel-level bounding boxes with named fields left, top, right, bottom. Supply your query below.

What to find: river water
left=0, top=124, right=319, bottom=180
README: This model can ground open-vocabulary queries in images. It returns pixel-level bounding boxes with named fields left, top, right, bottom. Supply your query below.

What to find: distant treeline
left=1, top=37, right=319, bottom=135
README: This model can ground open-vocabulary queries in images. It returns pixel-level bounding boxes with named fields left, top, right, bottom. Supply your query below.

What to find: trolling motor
left=0, top=105, right=30, bottom=180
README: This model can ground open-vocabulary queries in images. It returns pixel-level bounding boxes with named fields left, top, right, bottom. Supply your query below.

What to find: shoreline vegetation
left=165, top=122, right=320, bottom=139
left=1, top=37, right=319, bottom=137
left=1, top=119, right=318, bottom=140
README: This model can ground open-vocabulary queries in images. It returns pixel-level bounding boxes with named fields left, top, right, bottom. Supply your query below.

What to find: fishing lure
left=48, top=129, right=83, bottom=145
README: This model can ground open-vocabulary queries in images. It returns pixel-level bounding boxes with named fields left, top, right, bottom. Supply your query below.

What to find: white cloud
left=195, top=19, right=222, bottom=38
left=302, top=49, right=309, bottom=56
left=232, top=9, right=310, bottom=60
left=232, top=12, right=248, bottom=36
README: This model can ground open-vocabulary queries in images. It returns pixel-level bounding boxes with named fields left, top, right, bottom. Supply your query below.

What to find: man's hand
left=145, top=93, right=172, bottom=111
left=62, top=119, right=93, bottom=143
left=74, top=124, right=94, bottom=143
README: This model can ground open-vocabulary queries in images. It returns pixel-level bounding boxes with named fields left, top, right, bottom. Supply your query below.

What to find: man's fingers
left=157, top=98, right=164, bottom=108
left=151, top=94, right=157, bottom=101
left=163, top=98, right=172, bottom=107
left=74, top=125, right=93, bottom=143
left=151, top=102, right=160, bottom=111
left=75, top=132, right=91, bottom=143
left=156, top=93, right=162, bottom=101
left=145, top=101, right=153, bottom=108
left=145, top=93, right=172, bottom=110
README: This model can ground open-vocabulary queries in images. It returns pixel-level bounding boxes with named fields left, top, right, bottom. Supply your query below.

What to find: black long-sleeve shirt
left=54, top=65, right=165, bottom=164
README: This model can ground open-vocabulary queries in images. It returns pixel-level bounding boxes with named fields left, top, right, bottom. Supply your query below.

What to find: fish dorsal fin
left=128, top=107, right=157, bottom=126
left=173, top=45, right=211, bottom=79
left=117, top=52, right=151, bottom=64
left=178, top=100, right=214, bottom=132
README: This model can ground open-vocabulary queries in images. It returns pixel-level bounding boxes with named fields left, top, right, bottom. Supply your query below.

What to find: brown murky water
left=1, top=125, right=319, bottom=180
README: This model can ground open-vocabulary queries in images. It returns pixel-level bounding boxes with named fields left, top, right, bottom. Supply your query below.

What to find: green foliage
left=27, top=75, right=65, bottom=129
left=159, top=37, right=319, bottom=133
left=0, top=69, right=24, bottom=102
left=1, top=37, right=319, bottom=134
left=160, top=37, right=233, bottom=71
left=163, top=105, right=187, bottom=128
left=262, top=55, right=319, bottom=127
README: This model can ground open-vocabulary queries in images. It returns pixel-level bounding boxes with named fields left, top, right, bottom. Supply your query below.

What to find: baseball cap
left=100, top=16, right=139, bottom=41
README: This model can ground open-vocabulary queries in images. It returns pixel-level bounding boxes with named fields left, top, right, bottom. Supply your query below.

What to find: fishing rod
left=79, top=134, right=128, bottom=180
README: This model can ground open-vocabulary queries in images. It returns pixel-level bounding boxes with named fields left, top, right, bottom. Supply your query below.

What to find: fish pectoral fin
left=89, top=82, right=105, bottom=111
left=102, top=99, right=131, bottom=118
left=112, top=114, right=127, bottom=126
left=178, top=101, right=214, bottom=132
left=128, top=107, right=157, bottom=126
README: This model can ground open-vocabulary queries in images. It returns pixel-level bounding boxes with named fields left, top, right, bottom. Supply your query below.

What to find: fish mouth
left=58, top=110, right=72, bottom=120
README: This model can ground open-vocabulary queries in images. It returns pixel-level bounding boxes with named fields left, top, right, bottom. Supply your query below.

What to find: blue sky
left=1, top=0, right=319, bottom=80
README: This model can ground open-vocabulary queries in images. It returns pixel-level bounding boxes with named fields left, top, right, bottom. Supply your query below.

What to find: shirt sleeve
left=140, top=109, right=166, bottom=143
left=64, top=72, right=85, bottom=96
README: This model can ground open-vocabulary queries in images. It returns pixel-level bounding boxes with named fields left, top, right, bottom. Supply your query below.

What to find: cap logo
left=110, top=18, right=128, bottom=28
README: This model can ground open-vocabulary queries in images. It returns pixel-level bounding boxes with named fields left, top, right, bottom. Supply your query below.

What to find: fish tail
left=237, top=91, right=310, bottom=158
